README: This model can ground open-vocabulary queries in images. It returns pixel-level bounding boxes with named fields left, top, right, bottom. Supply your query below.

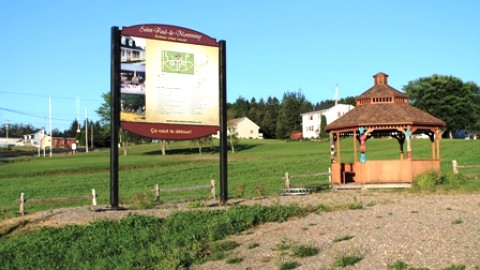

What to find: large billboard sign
left=118, top=24, right=220, bottom=140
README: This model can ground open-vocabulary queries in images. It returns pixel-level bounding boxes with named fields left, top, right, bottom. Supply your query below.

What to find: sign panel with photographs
left=119, top=24, right=220, bottom=139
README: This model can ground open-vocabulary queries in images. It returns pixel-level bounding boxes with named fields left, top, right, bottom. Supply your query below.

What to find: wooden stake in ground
left=19, top=192, right=25, bottom=215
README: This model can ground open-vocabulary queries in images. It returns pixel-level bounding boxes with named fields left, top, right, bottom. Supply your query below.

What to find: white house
left=214, top=117, right=262, bottom=139
left=301, top=103, right=354, bottom=139
left=229, top=117, right=263, bottom=139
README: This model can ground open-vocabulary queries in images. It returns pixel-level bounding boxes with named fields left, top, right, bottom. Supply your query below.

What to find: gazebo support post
left=397, top=135, right=405, bottom=160
left=429, top=134, right=435, bottom=160
left=406, top=127, right=412, bottom=160
left=353, top=129, right=357, bottom=163
left=427, top=128, right=440, bottom=160
left=399, top=139, right=405, bottom=160
left=436, top=129, right=441, bottom=160
left=395, top=128, right=406, bottom=160
left=336, top=132, right=341, bottom=164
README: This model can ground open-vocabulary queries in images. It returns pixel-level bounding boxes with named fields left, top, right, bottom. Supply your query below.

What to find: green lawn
left=1, top=138, right=479, bottom=220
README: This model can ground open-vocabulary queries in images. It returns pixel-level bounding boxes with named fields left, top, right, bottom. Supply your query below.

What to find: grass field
left=1, top=138, right=479, bottom=220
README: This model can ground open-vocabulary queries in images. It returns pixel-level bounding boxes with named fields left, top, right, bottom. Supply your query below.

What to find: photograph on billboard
left=119, top=25, right=220, bottom=139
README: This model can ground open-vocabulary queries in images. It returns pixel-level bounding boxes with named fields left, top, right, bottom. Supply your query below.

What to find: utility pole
left=76, top=96, right=81, bottom=148
left=5, top=123, right=8, bottom=139
left=90, top=122, right=94, bottom=148
left=85, top=107, right=88, bottom=153
left=49, top=96, right=53, bottom=157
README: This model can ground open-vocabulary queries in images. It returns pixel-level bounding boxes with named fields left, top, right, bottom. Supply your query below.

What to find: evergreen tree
left=261, top=96, right=280, bottom=139
left=276, top=90, right=312, bottom=139
left=230, top=96, right=250, bottom=119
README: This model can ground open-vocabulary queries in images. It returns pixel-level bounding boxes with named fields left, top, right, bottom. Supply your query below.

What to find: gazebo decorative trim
left=325, top=73, right=445, bottom=187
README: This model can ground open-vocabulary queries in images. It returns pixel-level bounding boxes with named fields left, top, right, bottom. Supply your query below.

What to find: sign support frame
left=219, top=40, right=228, bottom=204
left=110, top=26, right=120, bottom=208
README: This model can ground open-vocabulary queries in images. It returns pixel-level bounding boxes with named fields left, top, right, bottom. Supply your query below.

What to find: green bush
left=413, top=171, right=442, bottom=190
left=443, top=172, right=466, bottom=187
left=209, top=240, right=239, bottom=261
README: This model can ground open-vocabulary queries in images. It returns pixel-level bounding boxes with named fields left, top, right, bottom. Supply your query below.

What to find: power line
left=0, top=107, right=74, bottom=122
left=0, top=91, right=101, bottom=102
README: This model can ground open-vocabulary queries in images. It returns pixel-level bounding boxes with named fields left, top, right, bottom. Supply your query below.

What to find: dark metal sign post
left=110, top=26, right=121, bottom=208
left=219, top=40, right=228, bottom=204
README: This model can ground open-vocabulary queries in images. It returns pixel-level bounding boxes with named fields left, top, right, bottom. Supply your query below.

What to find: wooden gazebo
left=325, top=72, right=445, bottom=187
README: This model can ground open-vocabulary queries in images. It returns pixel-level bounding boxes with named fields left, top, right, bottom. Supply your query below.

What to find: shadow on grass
left=144, top=143, right=261, bottom=155
left=295, top=183, right=331, bottom=192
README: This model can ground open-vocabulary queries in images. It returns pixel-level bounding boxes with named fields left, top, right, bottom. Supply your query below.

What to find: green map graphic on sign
left=162, top=50, right=195, bottom=75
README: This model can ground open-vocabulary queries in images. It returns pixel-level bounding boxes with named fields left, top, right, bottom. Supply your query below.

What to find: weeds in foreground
left=226, top=256, right=243, bottom=264
left=209, top=240, right=239, bottom=260
left=130, top=192, right=155, bottom=209
left=291, top=244, right=319, bottom=257
left=451, top=218, right=463, bottom=224
left=235, top=184, right=246, bottom=198
left=388, top=260, right=430, bottom=270
left=187, top=200, right=204, bottom=208
left=388, top=260, right=409, bottom=270
left=273, top=238, right=293, bottom=251
left=334, top=254, right=363, bottom=267
left=253, top=183, right=268, bottom=197
left=279, top=261, right=301, bottom=270
left=333, top=235, right=354, bottom=242
left=0, top=204, right=306, bottom=269
left=442, top=264, right=465, bottom=270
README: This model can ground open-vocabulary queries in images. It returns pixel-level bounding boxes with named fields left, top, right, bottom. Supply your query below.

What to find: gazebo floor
left=333, top=182, right=412, bottom=190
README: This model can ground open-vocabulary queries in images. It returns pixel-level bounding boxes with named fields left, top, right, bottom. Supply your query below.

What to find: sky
left=1, top=0, right=479, bottom=132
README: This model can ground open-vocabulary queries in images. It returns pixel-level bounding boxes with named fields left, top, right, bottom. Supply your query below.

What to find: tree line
left=228, top=92, right=355, bottom=139
left=1, top=74, right=479, bottom=146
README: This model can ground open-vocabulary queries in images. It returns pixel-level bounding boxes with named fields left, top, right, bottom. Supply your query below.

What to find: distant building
left=230, top=117, right=262, bottom=139
left=24, top=129, right=75, bottom=149
left=0, top=138, right=24, bottom=148
left=301, top=103, right=354, bottom=139
left=213, top=117, right=263, bottom=139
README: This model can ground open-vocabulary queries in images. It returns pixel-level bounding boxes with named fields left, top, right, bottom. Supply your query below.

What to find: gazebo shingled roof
left=325, top=72, right=445, bottom=133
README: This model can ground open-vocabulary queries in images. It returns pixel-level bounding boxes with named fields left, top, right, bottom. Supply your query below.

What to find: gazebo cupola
left=355, top=73, right=409, bottom=106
